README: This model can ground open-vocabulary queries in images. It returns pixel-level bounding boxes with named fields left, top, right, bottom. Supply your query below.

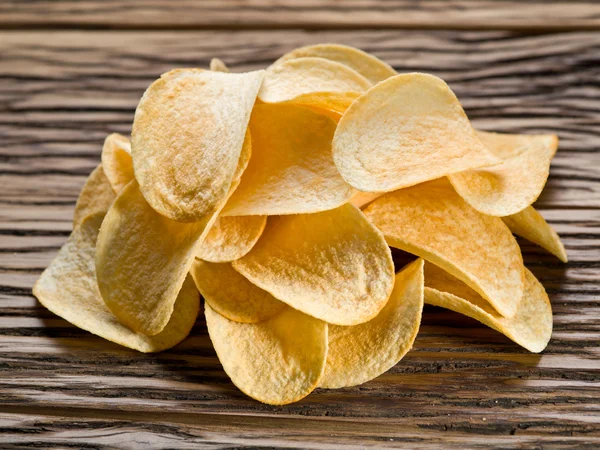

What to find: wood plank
left=1, top=1, right=600, bottom=31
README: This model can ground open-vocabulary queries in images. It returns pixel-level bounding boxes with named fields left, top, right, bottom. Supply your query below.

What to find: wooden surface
left=1, top=3, right=599, bottom=449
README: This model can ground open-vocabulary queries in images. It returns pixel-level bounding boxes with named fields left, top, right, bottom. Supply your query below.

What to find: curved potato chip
left=191, top=260, right=285, bottom=323
left=233, top=204, right=394, bottom=325
left=320, top=259, right=424, bottom=389
left=282, top=91, right=361, bottom=122
left=275, top=43, right=396, bottom=85
left=424, top=263, right=552, bottom=353
left=132, top=69, right=264, bottom=222
left=258, top=57, right=371, bottom=104
left=222, top=104, right=354, bottom=216
left=503, top=206, right=568, bottom=262
left=364, top=179, right=524, bottom=318
left=333, top=73, right=501, bottom=193
left=205, top=303, right=327, bottom=405
left=449, top=131, right=558, bottom=216
left=33, top=213, right=200, bottom=353
left=96, top=181, right=213, bottom=335
left=101, top=133, right=134, bottom=194
left=210, top=58, right=230, bottom=72
left=73, top=165, right=116, bottom=228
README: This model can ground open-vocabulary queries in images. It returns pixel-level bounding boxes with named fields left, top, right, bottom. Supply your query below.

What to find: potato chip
left=350, top=191, right=384, bottom=209
left=210, top=58, right=230, bottom=73
left=364, top=179, right=524, bottom=318
left=320, top=259, right=424, bottom=389
left=222, top=104, right=354, bottom=216
left=132, top=68, right=264, bottom=222
left=233, top=204, right=394, bottom=325
left=33, top=213, right=199, bottom=352
left=258, top=57, right=371, bottom=104
left=101, top=133, right=134, bottom=194
left=449, top=131, right=558, bottom=216
left=73, top=164, right=116, bottom=228
left=191, top=260, right=285, bottom=323
left=205, top=303, right=327, bottom=405
left=424, top=262, right=552, bottom=353
left=281, top=91, right=361, bottom=122
left=503, top=206, right=568, bottom=262
left=96, top=181, right=214, bottom=335
left=333, top=73, right=501, bottom=193
left=275, top=43, right=396, bottom=85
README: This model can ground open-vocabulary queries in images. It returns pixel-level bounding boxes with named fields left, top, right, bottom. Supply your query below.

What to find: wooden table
left=1, top=2, right=599, bottom=448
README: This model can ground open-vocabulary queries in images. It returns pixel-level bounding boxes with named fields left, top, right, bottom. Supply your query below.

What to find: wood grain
left=0, top=26, right=599, bottom=449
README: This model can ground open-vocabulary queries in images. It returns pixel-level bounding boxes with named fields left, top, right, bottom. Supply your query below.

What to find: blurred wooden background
left=0, top=1, right=599, bottom=448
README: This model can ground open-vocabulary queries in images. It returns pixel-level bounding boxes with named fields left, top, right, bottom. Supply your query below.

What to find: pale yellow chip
left=333, top=73, right=501, bottom=193
left=424, top=262, right=552, bottom=353
left=320, top=259, right=424, bottom=389
left=33, top=213, right=200, bottom=353
left=364, top=179, right=524, bottom=318
left=132, top=68, right=264, bottom=222
left=210, top=58, right=230, bottom=72
left=222, top=104, right=354, bottom=216
left=190, top=260, right=285, bottom=323
left=275, top=43, right=396, bottom=85
left=259, top=57, right=371, bottom=104
left=503, top=206, right=568, bottom=262
left=205, top=303, right=327, bottom=405
left=233, top=204, right=394, bottom=325
left=96, top=181, right=214, bottom=335
left=73, top=164, right=116, bottom=228
left=449, top=131, right=558, bottom=216
left=101, top=133, right=134, bottom=194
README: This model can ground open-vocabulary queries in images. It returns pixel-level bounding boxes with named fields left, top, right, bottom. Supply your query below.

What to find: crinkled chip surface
left=33, top=213, right=200, bottom=353
left=73, top=164, right=116, bottom=228
left=333, top=73, right=501, bottom=193
left=233, top=204, right=394, bottom=325
left=364, top=179, right=524, bottom=318
left=205, top=303, right=327, bottom=405
left=101, top=133, right=134, bottom=194
left=320, top=259, right=424, bottom=389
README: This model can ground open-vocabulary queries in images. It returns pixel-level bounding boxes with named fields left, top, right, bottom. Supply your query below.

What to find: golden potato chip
left=205, top=303, right=327, bottom=405
left=320, top=259, right=424, bottom=389
left=210, top=58, right=230, bottom=72
left=449, top=131, right=558, bottom=216
left=333, top=73, right=501, bottom=193
left=281, top=91, right=361, bottom=122
left=503, top=206, right=568, bottom=262
left=424, top=262, right=552, bottom=353
left=101, top=133, right=134, bottom=194
left=350, top=191, right=384, bottom=209
left=191, top=260, right=285, bottom=323
left=132, top=68, right=264, bottom=222
left=233, top=204, right=394, bottom=325
left=258, top=57, right=371, bottom=104
left=73, top=164, right=116, bottom=228
left=222, top=104, right=354, bottom=216
left=275, top=43, right=396, bottom=85
left=33, top=213, right=199, bottom=353
left=364, top=179, right=524, bottom=318
left=96, top=181, right=214, bottom=335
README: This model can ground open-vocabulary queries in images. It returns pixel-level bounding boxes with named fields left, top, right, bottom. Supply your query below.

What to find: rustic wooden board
left=1, top=26, right=599, bottom=449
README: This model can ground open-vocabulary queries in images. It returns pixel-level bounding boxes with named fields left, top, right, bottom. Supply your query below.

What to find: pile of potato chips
left=34, top=44, right=566, bottom=405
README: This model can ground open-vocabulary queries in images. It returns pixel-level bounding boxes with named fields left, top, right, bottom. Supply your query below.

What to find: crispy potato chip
left=101, top=133, right=134, bottom=194
left=96, top=181, right=214, bottom=335
left=333, top=73, right=501, bottom=193
left=222, top=104, right=354, bottom=216
left=275, top=43, right=396, bottom=85
left=424, top=263, right=552, bottom=353
left=364, top=179, right=524, bottom=318
left=73, top=164, right=116, bottom=228
left=282, top=91, right=361, bottom=122
left=132, top=69, right=264, bottom=222
left=191, top=260, right=285, bottom=323
left=449, top=131, right=558, bottom=216
left=33, top=213, right=199, bottom=352
left=233, top=204, right=394, bottom=325
left=320, top=259, right=424, bottom=389
left=259, top=57, right=371, bottom=104
left=210, top=58, right=230, bottom=72
left=205, top=303, right=327, bottom=405
left=503, top=206, right=568, bottom=262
